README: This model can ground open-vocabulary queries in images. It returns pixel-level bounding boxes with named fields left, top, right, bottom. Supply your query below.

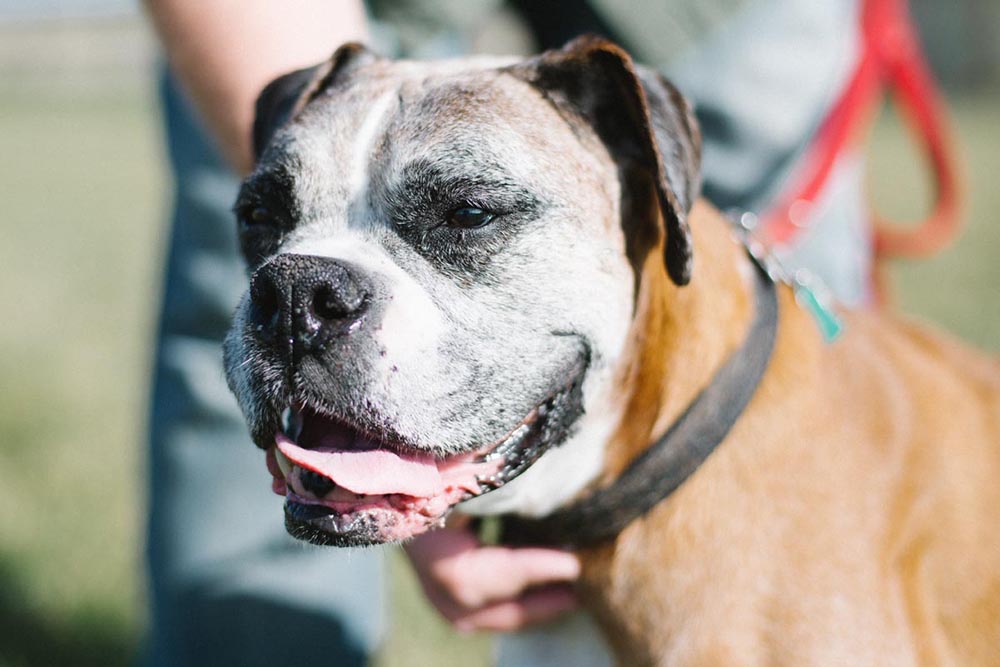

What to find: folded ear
left=252, top=42, right=380, bottom=162
left=512, top=35, right=701, bottom=285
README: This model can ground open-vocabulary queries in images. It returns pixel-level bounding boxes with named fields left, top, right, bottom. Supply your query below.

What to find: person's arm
left=144, top=0, right=368, bottom=173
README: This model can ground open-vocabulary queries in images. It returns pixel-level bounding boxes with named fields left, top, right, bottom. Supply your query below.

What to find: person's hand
left=404, top=522, right=580, bottom=632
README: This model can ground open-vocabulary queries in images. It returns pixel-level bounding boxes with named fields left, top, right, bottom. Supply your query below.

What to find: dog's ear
left=253, top=42, right=380, bottom=162
left=513, top=35, right=701, bottom=285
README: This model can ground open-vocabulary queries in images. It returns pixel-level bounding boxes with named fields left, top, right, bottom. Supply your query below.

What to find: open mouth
left=266, top=368, right=586, bottom=546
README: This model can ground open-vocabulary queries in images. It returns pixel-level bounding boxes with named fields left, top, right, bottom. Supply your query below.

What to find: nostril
left=312, top=283, right=365, bottom=322
left=250, top=273, right=281, bottom=333
left=247, top=255, right=373, bottom=356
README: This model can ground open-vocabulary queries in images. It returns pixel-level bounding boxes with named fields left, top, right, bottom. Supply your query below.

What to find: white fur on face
left=347, top=91, right=396, bottom=205
left=229, top=62, right=637, bottom=514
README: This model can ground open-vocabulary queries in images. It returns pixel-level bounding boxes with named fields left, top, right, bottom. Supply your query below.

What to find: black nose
left=250, top=254, right=371, bottom=355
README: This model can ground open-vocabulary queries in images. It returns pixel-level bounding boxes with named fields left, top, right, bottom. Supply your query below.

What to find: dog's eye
left=447, top=206, right=495, bottom=229
left=241, top=205, right=277, bottom=228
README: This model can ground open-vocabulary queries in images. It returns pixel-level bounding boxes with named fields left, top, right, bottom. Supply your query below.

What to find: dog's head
left=223, top=37, right=700, bottom=546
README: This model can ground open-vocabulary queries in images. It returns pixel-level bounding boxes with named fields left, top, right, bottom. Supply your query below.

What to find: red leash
left=760, top=0, right=963, bottom=292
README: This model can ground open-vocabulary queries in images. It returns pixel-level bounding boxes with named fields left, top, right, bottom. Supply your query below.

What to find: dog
left=223, top=36, right=1000, bottom=666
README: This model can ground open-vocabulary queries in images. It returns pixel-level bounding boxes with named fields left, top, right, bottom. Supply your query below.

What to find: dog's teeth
left=275, top=448, right=293, bottom=478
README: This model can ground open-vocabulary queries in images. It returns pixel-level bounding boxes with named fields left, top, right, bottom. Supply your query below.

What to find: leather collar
left=494, top=251, right=779, bottom=548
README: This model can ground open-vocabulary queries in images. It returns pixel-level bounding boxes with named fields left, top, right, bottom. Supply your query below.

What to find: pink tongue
left=276, top=433, right=444, bottom=497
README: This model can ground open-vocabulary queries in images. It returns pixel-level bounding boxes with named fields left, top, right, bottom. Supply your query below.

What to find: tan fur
left=580, top=201, right=1000, bottom=666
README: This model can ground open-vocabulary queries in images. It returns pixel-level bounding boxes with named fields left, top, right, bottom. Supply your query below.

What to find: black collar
left=493, top=252, right=779, bottom=548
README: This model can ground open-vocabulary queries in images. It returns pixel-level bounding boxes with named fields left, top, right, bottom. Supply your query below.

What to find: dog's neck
left=582, top=202, right=769, bottom=665
left=604, top=202, right=756, bottom=483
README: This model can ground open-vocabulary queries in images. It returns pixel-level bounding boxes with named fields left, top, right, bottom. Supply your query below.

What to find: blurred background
left=0, top=1, right=997, bottom=665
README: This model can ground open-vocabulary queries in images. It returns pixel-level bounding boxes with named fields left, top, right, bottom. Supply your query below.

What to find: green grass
left=0, top=81, right=996, bottom=666
left=0, top=91, right=162, bottom=666
left=872, top=91, right=1000, bottom=348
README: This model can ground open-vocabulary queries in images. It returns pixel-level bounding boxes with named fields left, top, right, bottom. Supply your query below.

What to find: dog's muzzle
left=250, top=253, right=372, bottom=360
left=231, top=252, right=590, bottom=547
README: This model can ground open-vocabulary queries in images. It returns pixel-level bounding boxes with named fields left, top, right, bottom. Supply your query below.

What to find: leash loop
left=760, top=0, right=963, bottom=275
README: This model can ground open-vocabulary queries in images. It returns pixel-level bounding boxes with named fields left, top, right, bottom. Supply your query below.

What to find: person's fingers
left=435, top=545, right=580, bottom=609
left=404, top=524, right=583, bottom=629
left=451, top=584, right=579, bottom=633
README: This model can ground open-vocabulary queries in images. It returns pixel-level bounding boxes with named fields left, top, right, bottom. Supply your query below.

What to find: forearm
left=144, top=0, right=368, bottom=173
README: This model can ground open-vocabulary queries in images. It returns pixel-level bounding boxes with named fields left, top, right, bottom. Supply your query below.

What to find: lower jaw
left=281, top=478, right=472, bottom=545
left=284, top=499, right=446, bottom=546
left=269, top=447, right=487, bottom=544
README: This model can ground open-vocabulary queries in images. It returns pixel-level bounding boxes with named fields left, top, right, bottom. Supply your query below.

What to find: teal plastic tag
left=725, top=211, right=844, bottom=345
left=795, top=283, right=843, bottom=343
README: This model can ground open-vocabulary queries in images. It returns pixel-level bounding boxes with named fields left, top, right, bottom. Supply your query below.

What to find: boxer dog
left=224, top=37, right=1000, bottom=666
